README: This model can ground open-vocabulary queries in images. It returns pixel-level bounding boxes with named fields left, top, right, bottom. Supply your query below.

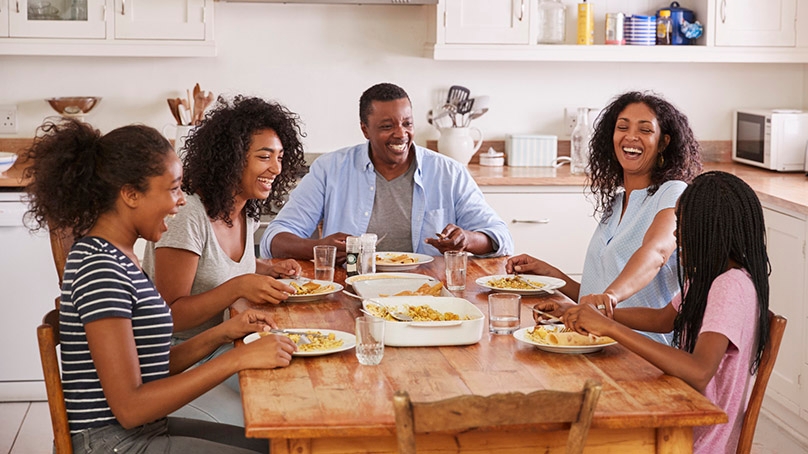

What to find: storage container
left=506, top=134, right=558, bottom=167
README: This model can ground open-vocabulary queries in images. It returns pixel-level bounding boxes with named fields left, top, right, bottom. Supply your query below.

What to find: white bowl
left=0, top=152, right=18, bottom=173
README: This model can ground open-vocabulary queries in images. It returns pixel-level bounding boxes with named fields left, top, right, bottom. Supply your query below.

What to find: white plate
left=374, top=252, right=434, bottom=272
left=345, top=272, right=434, bottom=287
left=352, top=276, right=453, bottom=299
left=279, top=279, right=343, bottom=303
left=476, top=274, right=566, bottom=295
left=362, top=296, right=484, bottom=347
left=244, top=329, right=356, bottom=357
left=512, top=327, right=616, bottom=354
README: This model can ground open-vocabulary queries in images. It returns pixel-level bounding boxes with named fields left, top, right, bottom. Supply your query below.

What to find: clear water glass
left=355, top=316, right=384, bottom=365
left=489, top=293, right=521, bottom=334
left=444, top=250, right=467, bottom=291
left=313, top=245, right=336, bottom=282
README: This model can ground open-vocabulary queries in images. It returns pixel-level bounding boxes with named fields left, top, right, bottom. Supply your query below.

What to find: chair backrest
left=37, top=309, right=73, bottom=454
left=49, top=227, right=73, bottom=288
left=393, top=379, right=601, bottom=454
left=736, top=310, right=787, bottom=454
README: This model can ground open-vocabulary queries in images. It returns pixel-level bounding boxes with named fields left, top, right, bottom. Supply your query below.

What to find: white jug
left=162, top=124, right=195, bottom=162
left=437, top=127, right=484, bottom=166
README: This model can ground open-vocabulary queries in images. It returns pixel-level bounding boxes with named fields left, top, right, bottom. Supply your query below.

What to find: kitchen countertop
left=4, top=153, right=808, bottom=216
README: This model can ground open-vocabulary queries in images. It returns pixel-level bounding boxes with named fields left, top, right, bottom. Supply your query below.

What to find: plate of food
left=374, top=252, right=434, bottom=272
left=513, top=325, right=616, bottom=354
left=476, top=274, right=566, bottom=295
left=243, top=329, right=356, bottom=357
left=280, top=279, right=343, bottom=303
left=352, top=277, right=452, bottom=299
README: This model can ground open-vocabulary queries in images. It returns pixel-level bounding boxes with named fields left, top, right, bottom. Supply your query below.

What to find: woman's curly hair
left=588, top=91, right=702, bottom=220
left=24, top=119, right=171, bottom=238
left=181, top=95, right=306, bottom=226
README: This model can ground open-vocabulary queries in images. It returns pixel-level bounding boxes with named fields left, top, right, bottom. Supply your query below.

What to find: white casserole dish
left=362, top=296, right=484, bottom=347
left=352, top=276, right=453, bottom=298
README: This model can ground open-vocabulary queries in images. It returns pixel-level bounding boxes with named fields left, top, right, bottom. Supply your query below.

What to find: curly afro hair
left=588, top=91, right=702, bottom=220
left=181, top=95, right=306, bottom=226
left=24, top=119, right=172, bottom=238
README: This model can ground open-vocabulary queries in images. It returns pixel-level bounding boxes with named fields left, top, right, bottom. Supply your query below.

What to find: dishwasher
left=0, top=190, right=59, bottom=401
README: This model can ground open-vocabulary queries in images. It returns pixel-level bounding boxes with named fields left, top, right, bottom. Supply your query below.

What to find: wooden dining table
left=231, top=256, right=726, bottom=454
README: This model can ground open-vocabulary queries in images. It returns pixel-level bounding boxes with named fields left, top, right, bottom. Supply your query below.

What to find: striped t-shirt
left=60, top=236, right=173, bottom=434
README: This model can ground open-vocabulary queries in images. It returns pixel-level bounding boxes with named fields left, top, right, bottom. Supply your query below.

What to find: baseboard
left=761, top=395, right=808, bottom=449
left=0, top=381, right=46, bottom=402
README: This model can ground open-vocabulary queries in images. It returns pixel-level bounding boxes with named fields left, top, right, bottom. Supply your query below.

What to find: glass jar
left=537, top=0, right=566, bottom=44
left=570, top=107, right=592, bottom=175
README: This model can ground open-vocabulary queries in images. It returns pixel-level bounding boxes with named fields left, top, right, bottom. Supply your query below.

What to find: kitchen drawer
left=483, top=187, right=598, bottom=277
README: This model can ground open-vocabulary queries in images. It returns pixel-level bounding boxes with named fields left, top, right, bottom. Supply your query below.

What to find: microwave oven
left=732, top=109, right=808, bottom=172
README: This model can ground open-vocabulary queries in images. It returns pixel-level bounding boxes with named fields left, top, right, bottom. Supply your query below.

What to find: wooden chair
left=49, top=227, right=73, bottom=288
left=393, top=379, right=601, bottom=454
left=736, top=310, right=787, bottom=454
left=37, top=309, right=73, bottom=454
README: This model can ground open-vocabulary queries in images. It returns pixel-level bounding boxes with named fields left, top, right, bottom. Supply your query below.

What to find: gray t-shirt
left=143, top=193, right=257, bottom=340
left=366, top=159, right=416, bottom=252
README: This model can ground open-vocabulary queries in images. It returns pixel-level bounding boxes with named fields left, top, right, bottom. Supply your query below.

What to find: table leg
left=270, top=438, right=312, bottom=454
left=655, top=427, right=693, bottom=454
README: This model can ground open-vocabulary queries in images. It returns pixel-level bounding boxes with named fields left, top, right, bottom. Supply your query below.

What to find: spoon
left=342, top=290, right=413, bottom=322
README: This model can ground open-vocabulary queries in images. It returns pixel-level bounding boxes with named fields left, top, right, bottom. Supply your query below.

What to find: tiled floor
left=2, top=400, right=807, bottom=453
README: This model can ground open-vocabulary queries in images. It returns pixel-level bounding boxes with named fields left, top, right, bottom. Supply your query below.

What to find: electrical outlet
left=0, top=105, right=18, bottom=134
left=564, top=107, right=578, bottom=135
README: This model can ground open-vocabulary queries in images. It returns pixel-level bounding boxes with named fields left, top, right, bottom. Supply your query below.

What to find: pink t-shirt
left=673, top=268, right=759, bottom=454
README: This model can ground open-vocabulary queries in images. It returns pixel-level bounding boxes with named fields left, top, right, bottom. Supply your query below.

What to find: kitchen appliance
left=732, top=109, right=808, bottom=172
left=0, top=191, right=59, bottom=401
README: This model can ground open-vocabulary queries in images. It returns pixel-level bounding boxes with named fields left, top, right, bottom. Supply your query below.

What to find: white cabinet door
left=114, top=0, right=207, bottom=40
left=762, top=206, right=805, bottom=414
left=715, top=0, right=797, bottom=46
left=443, top=0, right=530, bottom=44
left=483, top=188, right=598, bottom=278
left=8, top=0, right=106, bottom=38
left=0, top=1, right=9, bottom=36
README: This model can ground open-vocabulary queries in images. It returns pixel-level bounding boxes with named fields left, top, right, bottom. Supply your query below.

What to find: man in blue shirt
left=260, top=82, right=512, bottom=261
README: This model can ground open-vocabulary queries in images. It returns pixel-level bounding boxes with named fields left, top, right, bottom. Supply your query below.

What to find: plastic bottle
left=537, top=0, right=566, bottom=44
left=576, top=0, right=594, bottom=45
left=656, top=10, right=672, bottom=45
left=345, top=236, right=360, bottom=277
left=359, top=233, right=377, bottom=275
left=570, top=107, right=591, bottom=175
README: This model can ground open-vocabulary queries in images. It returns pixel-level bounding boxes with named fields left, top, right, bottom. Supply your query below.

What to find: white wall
left=0, top=3, right=805, bottom=154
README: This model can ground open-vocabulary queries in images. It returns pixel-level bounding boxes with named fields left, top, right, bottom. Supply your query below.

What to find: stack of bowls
left=624, top=15, right=655, bottom=45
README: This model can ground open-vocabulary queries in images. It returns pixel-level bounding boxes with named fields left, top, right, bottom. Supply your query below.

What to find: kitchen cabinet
left=0, top=0, right=9, bottom=36
left=0, top=0, right=214, bottom=56
left=761, top=204, right=808, bottom=426
left=714, top=0, right=797, bottom=47
left=442, top=0, right=530, bottom=44
left=428, top=0, right=808, bottom=62
left=482, top=186, right=598, bottom=280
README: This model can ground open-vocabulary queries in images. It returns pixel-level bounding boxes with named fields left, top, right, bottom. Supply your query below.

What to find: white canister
left=479, top=148, right=505, bottom=167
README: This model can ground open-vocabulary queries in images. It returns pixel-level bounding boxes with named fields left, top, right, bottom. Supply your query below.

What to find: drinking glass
left=355, top=316, right=384, bottom=365
left=313, top=245, right=336, bottom=282
left=444, top=250, right=467, bottom=291
left=488, top=293, right=521, bottom=334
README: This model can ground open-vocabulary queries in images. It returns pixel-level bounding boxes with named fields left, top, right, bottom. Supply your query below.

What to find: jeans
left=70, top=417, right=267, bottom=453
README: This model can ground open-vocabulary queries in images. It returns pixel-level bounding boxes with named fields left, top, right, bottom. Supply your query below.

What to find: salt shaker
left=346, top=236, right=360, bottom=277
left=359, top=233, right=377, bottom=274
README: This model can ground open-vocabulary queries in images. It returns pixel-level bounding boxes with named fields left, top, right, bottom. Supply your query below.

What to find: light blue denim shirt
left=580, top=180, right=686, bottom=345
left=260, top=142, right=513, bottom=258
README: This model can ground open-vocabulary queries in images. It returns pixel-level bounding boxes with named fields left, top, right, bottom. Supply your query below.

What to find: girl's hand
left=562, top=304, right=613, bottom=337
left=239, top=333, right=297, bottom=370
left=269, top=259, right=302, bottom=279
left=531, top=301, right=574, bottom=324
left=505, top=254, right=555, bottom=276
left=221, top=309, right=278, bottom=342
left=579, top=292, right=618, bottom=318
left=235, top=274, right=295, bottom=304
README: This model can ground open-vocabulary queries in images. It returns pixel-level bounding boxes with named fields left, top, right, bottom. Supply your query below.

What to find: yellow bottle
left=577, top=0, right=594, bottom=45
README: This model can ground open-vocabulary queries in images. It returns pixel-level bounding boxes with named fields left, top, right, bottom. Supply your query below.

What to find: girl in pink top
left=560, top=171, right=770, bottom=453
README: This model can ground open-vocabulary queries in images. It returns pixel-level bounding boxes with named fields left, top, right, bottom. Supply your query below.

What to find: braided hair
left=589, top=91, right=702, bottom=220
left=673, top=171, right=770, bottom=374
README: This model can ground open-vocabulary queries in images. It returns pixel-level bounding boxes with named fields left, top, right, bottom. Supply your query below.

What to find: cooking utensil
left=464, top=95, right=490, bottom=126
left=531, top=307, right=564, bottom=324
left=268, top=329, right=312, bottom=345
left=446, top=85, right=470, bottom=107
left=455, top=97, right=474, bottom=128
left=166, top=98, right=182, bottom=125
left=342, top=290, right=413, bottom=322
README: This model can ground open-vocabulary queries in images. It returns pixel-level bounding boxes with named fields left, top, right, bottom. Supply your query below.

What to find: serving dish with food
left=513, top=325, right=616, bottom=354
left=243, top=329, right=356, bottom=357
left=361, top=296, right=484, bottom=347
left=278, top=279, right=343, bottom=303
left=345, top=272, right=433, bottom=287
left=352, top=276, right=452, bottom=299
left=374, top=252, right=434, bottom=271
left=476, top=274, right=566, bottom=295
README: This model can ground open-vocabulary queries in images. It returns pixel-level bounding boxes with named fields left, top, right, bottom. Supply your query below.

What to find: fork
left=516, top=275, right=554, bottom=294
left=269, top=329, right=312, bottom=345
left=531, top=307, right=564, bottom=324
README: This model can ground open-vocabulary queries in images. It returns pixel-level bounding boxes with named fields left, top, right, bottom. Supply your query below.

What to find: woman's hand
left=220, top=309, right=279, bottom=342
left=579, top=292, right=618, bottom=318
left=266, top=259, right=301, bottom=279
left=562, top=303, right=614, bottom=337
left=505, top=254, right=556, bottom=276
left=239, top=333, right=297, bottom=370
left=234, top=274, right=295, bottom=304
left=531, top=301, right=575, bottom=324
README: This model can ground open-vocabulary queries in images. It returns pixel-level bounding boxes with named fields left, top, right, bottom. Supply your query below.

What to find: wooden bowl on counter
left=46, top=97, right=101, bottom=117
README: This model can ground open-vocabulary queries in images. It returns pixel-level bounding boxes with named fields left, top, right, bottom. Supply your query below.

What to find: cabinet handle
left=720, top=0, right=726, bottom=23
left=121, top=0, right=126, bottom=15
left=16, top=1, right=19, bottom=14
left=511, top=219, right=550, bottom=224
left=517, top=0, right=525, bottom=22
